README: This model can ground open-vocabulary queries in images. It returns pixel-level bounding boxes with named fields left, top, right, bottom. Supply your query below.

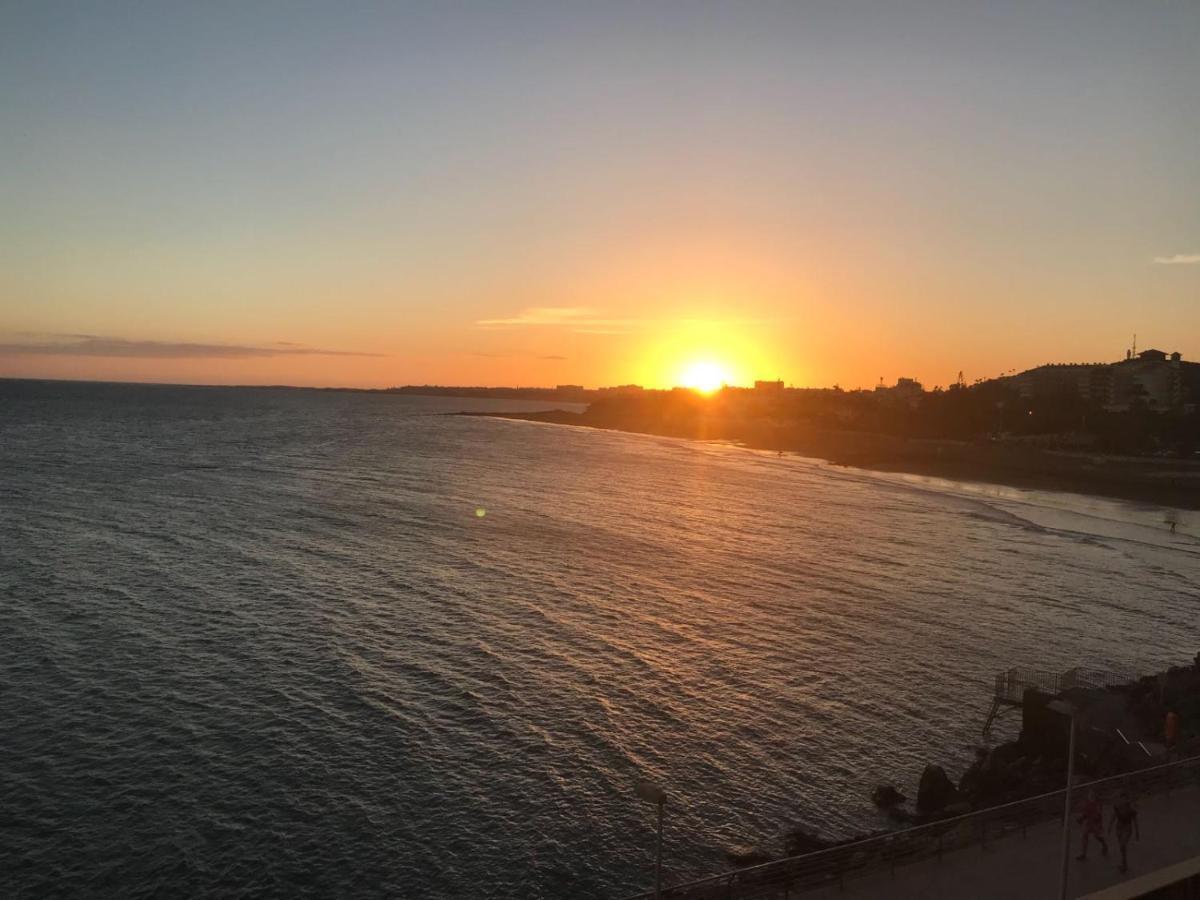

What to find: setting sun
left=679, top=360, right=732, bottom=394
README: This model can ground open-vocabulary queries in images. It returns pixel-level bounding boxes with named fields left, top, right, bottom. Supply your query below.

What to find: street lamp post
left=1049, top=700, right=1077, bottom=900
left=634, top=780, right=667, bottom=900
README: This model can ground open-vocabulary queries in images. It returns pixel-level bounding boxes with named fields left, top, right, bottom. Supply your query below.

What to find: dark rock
left=1020, top=689, right=1071, bottom=757
left=871, top=784, right=907, bottom=808
left=783, top=827, right=830, bottom=857
left=958, top=743, right=1034, bottom=807
left=988, top=741, right=1025, bottom=768
left=917, top=764, right=959, bottom=814
left=887, top=805, right=915, bottom=823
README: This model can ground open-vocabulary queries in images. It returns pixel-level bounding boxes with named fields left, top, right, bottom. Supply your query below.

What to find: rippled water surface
left=2, top=380, right=1197, bottom=899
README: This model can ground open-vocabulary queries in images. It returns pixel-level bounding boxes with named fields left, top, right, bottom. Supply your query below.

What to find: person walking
left=1076, top=790, right=1108, bottom=860
left=1108, top=792, right=1140, bottom=873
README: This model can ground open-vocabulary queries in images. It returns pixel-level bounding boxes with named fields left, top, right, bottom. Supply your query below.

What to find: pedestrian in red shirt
left=1076, top=790, right=1108, bottom=860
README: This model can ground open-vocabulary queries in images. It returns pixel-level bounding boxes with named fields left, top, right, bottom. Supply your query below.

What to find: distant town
left=400, top=345, right=1200, bottom=456
left=425, top=345, right=1200, bottom=508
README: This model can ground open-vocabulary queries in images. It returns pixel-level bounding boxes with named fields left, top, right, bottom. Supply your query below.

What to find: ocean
left=2, top=379, right=1197, bottom=899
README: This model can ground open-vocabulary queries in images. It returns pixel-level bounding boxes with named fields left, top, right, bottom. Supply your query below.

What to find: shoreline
left=464, top=409, right=1200, bottom=511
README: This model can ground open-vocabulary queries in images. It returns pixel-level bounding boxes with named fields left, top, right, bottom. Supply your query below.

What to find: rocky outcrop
left=916, top=764, right=959, bottom=814
left=782, top=827, right=831, bottom=858
left=871, top=784, right=906, bottom=809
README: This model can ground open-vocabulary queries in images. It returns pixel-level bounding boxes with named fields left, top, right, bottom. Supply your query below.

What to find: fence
left=620, top=753, right=1200, bottom=900
left=993, top=667, right=1137, bottom=705
left=984, top=666, right=1137, bottom=734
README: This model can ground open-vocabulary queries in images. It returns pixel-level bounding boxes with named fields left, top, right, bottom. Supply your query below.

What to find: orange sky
left=3, top=4, right=1197, bottom=390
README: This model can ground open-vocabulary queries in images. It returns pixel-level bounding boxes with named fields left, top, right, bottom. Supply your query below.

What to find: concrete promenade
left=801, top=783, right=1200, bottom=899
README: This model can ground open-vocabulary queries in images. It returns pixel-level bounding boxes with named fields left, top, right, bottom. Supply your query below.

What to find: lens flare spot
left=474, top=507, right=487, bottom=518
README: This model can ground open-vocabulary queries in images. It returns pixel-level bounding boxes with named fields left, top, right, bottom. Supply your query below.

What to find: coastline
left=464, top=409, right=1200, bottom=511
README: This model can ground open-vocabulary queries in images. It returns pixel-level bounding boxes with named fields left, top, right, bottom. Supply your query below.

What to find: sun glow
left=634, top=316, right=782, bottom=390
left=679, top=360, right=732, bottom=394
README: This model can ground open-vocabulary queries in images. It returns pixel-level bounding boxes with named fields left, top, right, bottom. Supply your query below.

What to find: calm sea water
left=2, top=380, right=1197, bottom=899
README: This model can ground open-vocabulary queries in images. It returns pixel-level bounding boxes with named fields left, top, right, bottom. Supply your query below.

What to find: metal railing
left=993, top=667, right=1135, bottom=706
left=984, top=666, right=1138, bottom=734
left=619, top=753, right=1200, bottom=900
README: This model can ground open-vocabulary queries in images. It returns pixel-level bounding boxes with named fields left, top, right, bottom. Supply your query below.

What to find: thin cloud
left=467, top=351, right=569, bottom=360
left=476, top=306, right=596, bottom=326
left=0, top=334, right=382, bottom=358
left=474, top=308, right=782, bottom=336
left=1153, top=254, right=1200, bottom=265
left=475, top=307, right=635, bottom=334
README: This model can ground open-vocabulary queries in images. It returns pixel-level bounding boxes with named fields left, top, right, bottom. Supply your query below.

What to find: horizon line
left=0, top=373, right=960, bottom=394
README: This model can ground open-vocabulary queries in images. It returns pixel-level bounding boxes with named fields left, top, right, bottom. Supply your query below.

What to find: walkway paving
left=801, top=784, right=1200, bottom=899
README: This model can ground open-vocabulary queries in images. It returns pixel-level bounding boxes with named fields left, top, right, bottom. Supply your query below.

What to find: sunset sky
left=2, top=2, right=1197, bottom=390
